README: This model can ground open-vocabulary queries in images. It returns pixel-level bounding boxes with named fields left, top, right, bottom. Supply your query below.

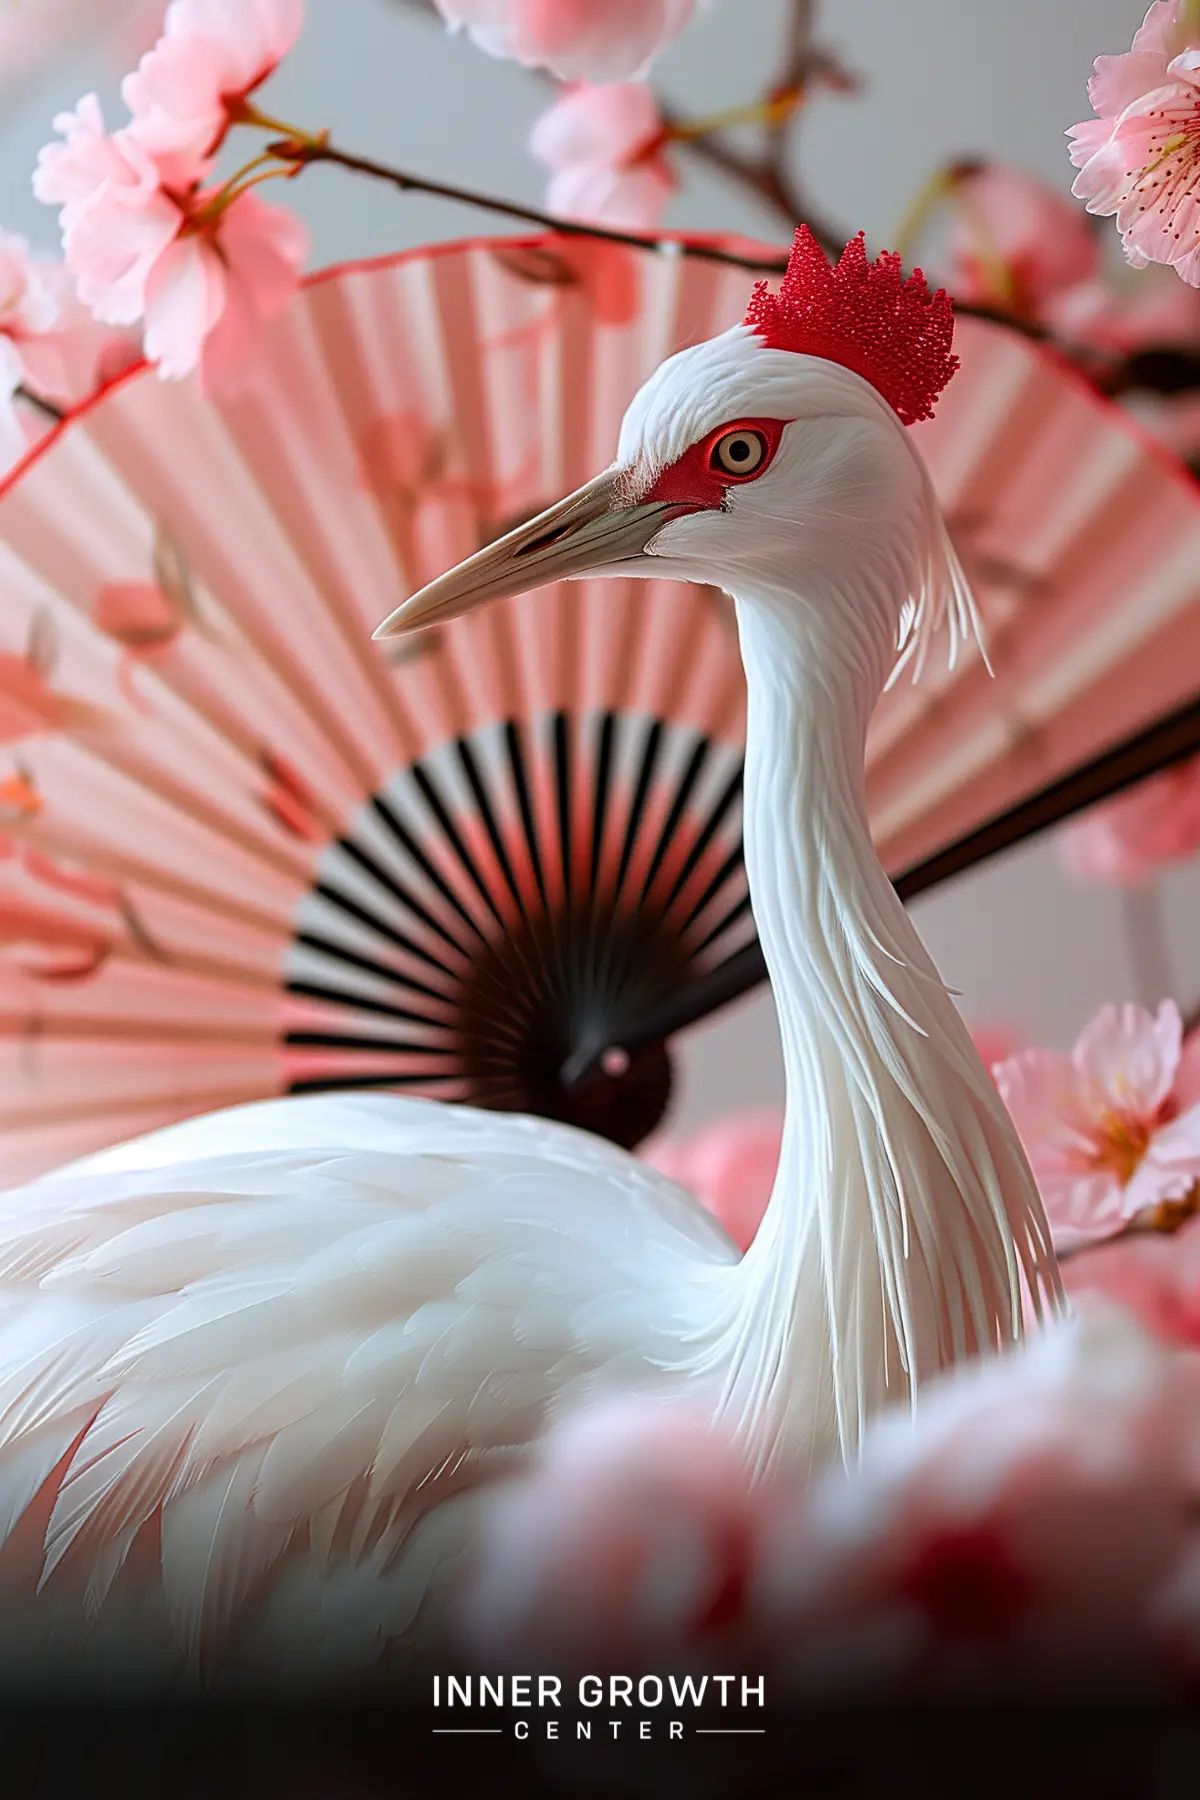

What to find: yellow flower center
left=1137, top=1187, right=1200, bottom=1234
left=1090, top=1111, right=1155, bottom=1186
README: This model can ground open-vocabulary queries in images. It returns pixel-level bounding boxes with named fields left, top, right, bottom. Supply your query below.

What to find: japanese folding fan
left=1, top=233, right=1198, bottom=1183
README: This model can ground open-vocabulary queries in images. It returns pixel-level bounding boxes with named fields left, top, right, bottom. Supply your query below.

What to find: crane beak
left=372, top=468, right=674, bottom=639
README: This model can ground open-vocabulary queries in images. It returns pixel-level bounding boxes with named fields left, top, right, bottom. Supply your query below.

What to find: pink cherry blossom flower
left=36, top=96, right=307, bottom=392
left=456, top=1307, right=1200, bottom=1698
left=995, top=1000, right=1200, bottom=1247
left=33, top=94, right=167, bottom=242
left=530, top=82, right=675, bottom=231
left=123, top=0, right=304, bottom=169
left=1045, top=259, right=1200, bottom=353
left=0, top=231, right=61, bottom=470
left=0, top=0, right=165, bottom=94
left=458, top=1395, right=774, bottom=1671
left=944, top=163, right=1102, bottom=324
left=764, top=1301, right=1200, bottom=1698
left=1059, top=752, right=1200, bottom=886
left=140, top=188, right=308, bottom=391
left=1068, top=1, right=1200, bottom=288
left=1056, top=1209, right=1200, bottom=1348
left=434, top=0, right=695, bottom=84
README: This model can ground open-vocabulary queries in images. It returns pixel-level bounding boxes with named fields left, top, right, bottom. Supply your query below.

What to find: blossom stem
left=892, top=163, right=964, bottom=264
left=267, top=137, right=794, bottom=273
left=231, top=100, right=328, bottom=152
left=386, top=0, right=846, bottom=255
left=668, top=89, right=805, bottom=143
left=14, top=385, right=64, bottom=423
left=197, top=161, right=299, bottom=223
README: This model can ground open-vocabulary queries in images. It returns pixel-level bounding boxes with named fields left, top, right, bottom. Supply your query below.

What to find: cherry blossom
left=35, top=96, right=308, bottom=391
left=0, top=0, right=165, bottom=94
left=943, top=163, right=1102, bottom=324
left=763, top=1301, right=1200, bottom=1698
left=994, top=1000, right=1200, bottom=1248
left=141, top=189, right=309, bottom=390
left=458, top=1396, right=773, bottom=1670
left=434, top=0, right=695, bottom=85
left=530, top=82, right=675, bottom=231
left=1046, top=258, right=1200, bottom=353
left=0, top=232, right=61, bottom=470
left=123, top=0, right=304, bottom=170
left=456, top=1306, right=1200, bottom=1697
left=1059, top=753, right=1200, bottom=885
left=1068, top=1, right=1200, bottom=287
left=1057, top=1210, right=1200, bottom=1348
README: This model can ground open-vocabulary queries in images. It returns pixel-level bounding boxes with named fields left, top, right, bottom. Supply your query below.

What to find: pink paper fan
left=0, top=232, right=1196, bottom=1184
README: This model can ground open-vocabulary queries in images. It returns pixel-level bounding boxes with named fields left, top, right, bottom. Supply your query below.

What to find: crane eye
left=711, top=428, right=768, bottom=480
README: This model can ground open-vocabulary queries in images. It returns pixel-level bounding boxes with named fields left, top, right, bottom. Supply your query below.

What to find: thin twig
left=273, top=135, right=1058, bottom=347
left=272, top=137, right=793, bottom=272
left=15, top=385, right=64, bottom=423
left=386, top=0, right=847, bottom=252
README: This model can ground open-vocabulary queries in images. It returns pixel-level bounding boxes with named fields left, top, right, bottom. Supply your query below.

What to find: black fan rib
left=283, top=710, right=750, bottom=1148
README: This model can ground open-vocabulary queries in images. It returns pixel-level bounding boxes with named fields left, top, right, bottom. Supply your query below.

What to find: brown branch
left=15, top=385, right=64, bottom=423
left=385, top=0, right=847, bottom=252
left=271, top=138, right=792, bottom=272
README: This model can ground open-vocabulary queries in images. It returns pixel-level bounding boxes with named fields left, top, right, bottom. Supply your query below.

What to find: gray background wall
left=2, top=0, right=1196, bottom=1132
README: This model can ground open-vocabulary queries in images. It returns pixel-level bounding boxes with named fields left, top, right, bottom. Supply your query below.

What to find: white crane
left=0, top=230, right=1060, bottom=1693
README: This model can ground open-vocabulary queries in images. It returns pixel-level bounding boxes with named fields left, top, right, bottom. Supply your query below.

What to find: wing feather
left=0, top=1093, right=734, bottom=1680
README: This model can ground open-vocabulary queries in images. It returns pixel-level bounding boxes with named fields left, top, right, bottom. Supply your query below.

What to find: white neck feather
left=711, top=579, right=1062, bottom=1478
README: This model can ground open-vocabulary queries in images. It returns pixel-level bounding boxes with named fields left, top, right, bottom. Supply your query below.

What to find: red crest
left=742, top=227, right=959, bottom=427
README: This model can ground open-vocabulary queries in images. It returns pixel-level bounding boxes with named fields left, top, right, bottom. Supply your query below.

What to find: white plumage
left=0, top=310, right=1062, bottom=1690
left=0, top=1093, right=734, bottom=1690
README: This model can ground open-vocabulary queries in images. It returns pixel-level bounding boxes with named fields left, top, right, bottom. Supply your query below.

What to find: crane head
left=375, top=229, right=977, bottom=684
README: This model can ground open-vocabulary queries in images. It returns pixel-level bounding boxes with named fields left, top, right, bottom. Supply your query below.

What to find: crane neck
left=714, top=578, right=1060, bottom=1477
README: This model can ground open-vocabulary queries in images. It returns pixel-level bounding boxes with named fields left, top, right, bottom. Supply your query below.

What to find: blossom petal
left=142, top=236, right=226, bottom=380
left=0, top=335, right=29, bottom=473
left=435, top=0, right=694, bottom=83
left=1088, top=49, right=1170, bottom=120
left=1073, top=1000, right=1181, bottom=1119
left=530, top=82, right=663, bottom=170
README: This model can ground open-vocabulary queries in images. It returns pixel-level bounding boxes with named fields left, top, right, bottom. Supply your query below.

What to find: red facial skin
left=639, top=418, right=790, bottom=514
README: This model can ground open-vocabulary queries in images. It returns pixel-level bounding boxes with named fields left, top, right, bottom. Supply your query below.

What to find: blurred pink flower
left=21, top=268, right=143, bottom=406
left=945, top=163, right=1101, bottom=323
left=1068, top=1, right=1200, bottom=287
left=765, top=1301, right=1200, bottom=1696
left=33, top=94, right=166, bottom=246
left=459, top=1396, right=773, bottom=1669
left=1057, top=1210, right=1200, bottom=1348
left=995, top=1000, right=1200, bottom=1247
left=1046, top=260, right=1200, bottom=352
left=456, top=1306, right=1200, bottom=1696
left=123, top=0, right=304, bottom=169
left=0, top=1, right=165, bottom=93
left=531, top=82, right=675, bottom=231
left=968, top=1020, right=1026, bottom=1075
left=141, top=189, right=308, bottom=390
left=35, top=96, right=307, bottom=390
left=1059, top=752, right=1200, bottom=886
left=0, top=231, right=61, bottom=470
left=434, top=0, right=695, bottom=84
